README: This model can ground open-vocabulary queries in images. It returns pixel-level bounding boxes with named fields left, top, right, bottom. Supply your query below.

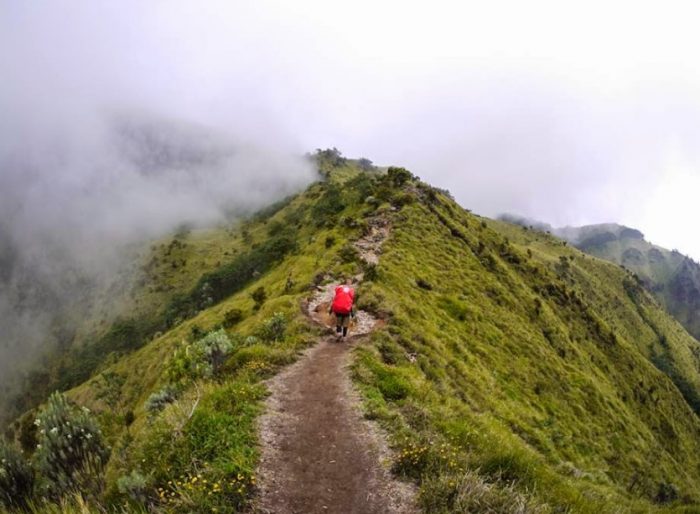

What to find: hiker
left=329, top=277, right=355, bottom=339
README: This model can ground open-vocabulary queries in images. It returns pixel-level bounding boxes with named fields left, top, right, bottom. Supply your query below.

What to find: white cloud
left=2, top=0, right=700, bottom=261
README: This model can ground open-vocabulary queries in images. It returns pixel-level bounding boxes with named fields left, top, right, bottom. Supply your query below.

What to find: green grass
left=5, top=155, right=700, bottom=512
left=349, top=184, right=700, bottom=512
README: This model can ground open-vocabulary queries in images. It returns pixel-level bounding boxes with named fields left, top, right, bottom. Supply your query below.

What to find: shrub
left=311, top=183, right=346, bottom=225
left=314, top=147, right=346, bottom=170
left=117, top=470, right=150, bottom=504
left=363, top=262, right=378, bottom=281
left=244, top=335, right=260, bottom=346
left=365, top=195, right=380, bottom=207
left=195, top=330, right=234, bottom=377
left=257, top=312, right=288, bottom=343
left=325, top=235, right=336, bottom=248
left=33, top=392, right=110, bottom=499
left=124, top=410, right=135, bottom=427
left=190, top=324, right=205, bottom=340
left=94, top=371, right=125, bottom=410
left=339, top=244, right=359, bottom=263
left=144, top=386, right=179, bottom=415
left=0, top=439, right=34, bottom=508
left=358, top=157, right=374, bottom=170
left=655, top=482, right=679, bottom=504
left=267, top=220, right=284, bottom=236
left=167, top=329, right=235, bottom=383
left=223, top=308, right=244, bottom=328
left=251, top=286, right=267, bottom=310
left=391, top=192, right=416, bottom=208
left=387, top=166, right=414, bottom=187
left=416, top=278, right=433, bottom=290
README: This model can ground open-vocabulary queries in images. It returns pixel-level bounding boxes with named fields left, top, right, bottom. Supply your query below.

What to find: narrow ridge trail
left=255, top=219, right=416, bottom=514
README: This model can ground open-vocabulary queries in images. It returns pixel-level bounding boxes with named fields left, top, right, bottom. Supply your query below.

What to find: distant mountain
left=500, top=215, right=700, bottom=342
left=551, top=223, right=700, bottom=341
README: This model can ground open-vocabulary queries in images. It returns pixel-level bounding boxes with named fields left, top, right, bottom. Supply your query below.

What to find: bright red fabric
left=331, top=285, right=355, bottom=315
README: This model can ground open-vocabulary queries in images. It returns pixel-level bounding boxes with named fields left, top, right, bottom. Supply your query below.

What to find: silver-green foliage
left=33, top=392, right=110, bottom=498
left=257, top=312, right=288, bottom=342
left=0, top=438, right=34, bottom=508
left=167, top=329, right=234, bottom=383
left=144, top=385, right=178, bottom=415
left=193, top=329, right=234, bottom=378
left=116, top=469, right=149, bottom=503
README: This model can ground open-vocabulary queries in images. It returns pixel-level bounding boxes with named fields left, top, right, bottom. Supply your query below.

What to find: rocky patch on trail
left=354, top=216, right=390, bottom=266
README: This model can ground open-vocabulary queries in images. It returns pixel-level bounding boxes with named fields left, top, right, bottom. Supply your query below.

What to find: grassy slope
left=352, top=187, right=700, bottom=511
left=58, top=159, right=373, bottom=512
left=9, top=159, right=700, bottom=512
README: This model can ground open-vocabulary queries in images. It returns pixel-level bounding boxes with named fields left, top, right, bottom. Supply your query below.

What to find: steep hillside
left=552, top=223, right=700, bottom=341
left=3, top=155, right=700, bottom=513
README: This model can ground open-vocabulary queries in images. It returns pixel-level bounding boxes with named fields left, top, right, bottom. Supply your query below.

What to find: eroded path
left=256, top=219, right=415, bottom=514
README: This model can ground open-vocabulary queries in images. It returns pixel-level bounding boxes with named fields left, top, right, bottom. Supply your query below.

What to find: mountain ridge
left=2, top=155, right=700, bottom=512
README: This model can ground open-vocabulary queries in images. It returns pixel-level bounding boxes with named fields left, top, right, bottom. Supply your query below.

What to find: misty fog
left=0, top=108, right=315, bottom=397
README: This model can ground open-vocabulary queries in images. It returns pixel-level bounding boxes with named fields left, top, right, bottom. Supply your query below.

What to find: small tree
left=387, top=166, right=413, bottom=187
left=357, top=157, right=374, bottom=171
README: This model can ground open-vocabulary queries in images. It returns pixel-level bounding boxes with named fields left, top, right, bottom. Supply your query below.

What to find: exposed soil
left=255, top=219, right=416, bottom=514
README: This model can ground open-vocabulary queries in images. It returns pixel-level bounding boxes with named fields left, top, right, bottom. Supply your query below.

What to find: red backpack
left=331, top=285, right=355, bottom=315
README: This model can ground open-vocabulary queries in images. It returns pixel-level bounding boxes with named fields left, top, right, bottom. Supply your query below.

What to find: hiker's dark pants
left=334, top=313, right=350, bottom=336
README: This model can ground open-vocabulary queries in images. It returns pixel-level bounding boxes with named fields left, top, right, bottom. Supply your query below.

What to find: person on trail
left=329, top=277, right=355, bottom=339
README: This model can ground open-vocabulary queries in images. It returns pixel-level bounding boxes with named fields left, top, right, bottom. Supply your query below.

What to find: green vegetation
left=3, top=151, right=700, bottom=512
left=0, top=440, right=34, bottom=509
left=548, top=222, right=700, bottom=342
left=33, top=393, right=110, bottom=500
left=351, top=189, right=700, bottom=512
left=1, top=393, right=109, bottom=512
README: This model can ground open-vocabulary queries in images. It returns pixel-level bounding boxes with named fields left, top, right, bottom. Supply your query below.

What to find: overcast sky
left=3, top=0, right=700, bottom=258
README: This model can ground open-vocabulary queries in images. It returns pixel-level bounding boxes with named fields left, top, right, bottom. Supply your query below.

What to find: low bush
left=386, top=166, right=414, bottom=187
left=0, top=438, right=34, bottom=508
left=144, top=386, right=179, bottom=415
left=339, top=244, right=359, bottom=263
left=257, top=312, right=288, bottom=343
left=416, top=278, right=433, bottom=290
left=166, top=329, right=235, bottom=383
left=223, top=308, right=244, bottom=328
left=251, top=286, right=267, bottom=311
left=117, top=469, right=150, bottom=504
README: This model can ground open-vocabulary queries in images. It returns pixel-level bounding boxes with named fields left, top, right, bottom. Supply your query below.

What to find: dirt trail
left=256, top=219, right=415, bottom=514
